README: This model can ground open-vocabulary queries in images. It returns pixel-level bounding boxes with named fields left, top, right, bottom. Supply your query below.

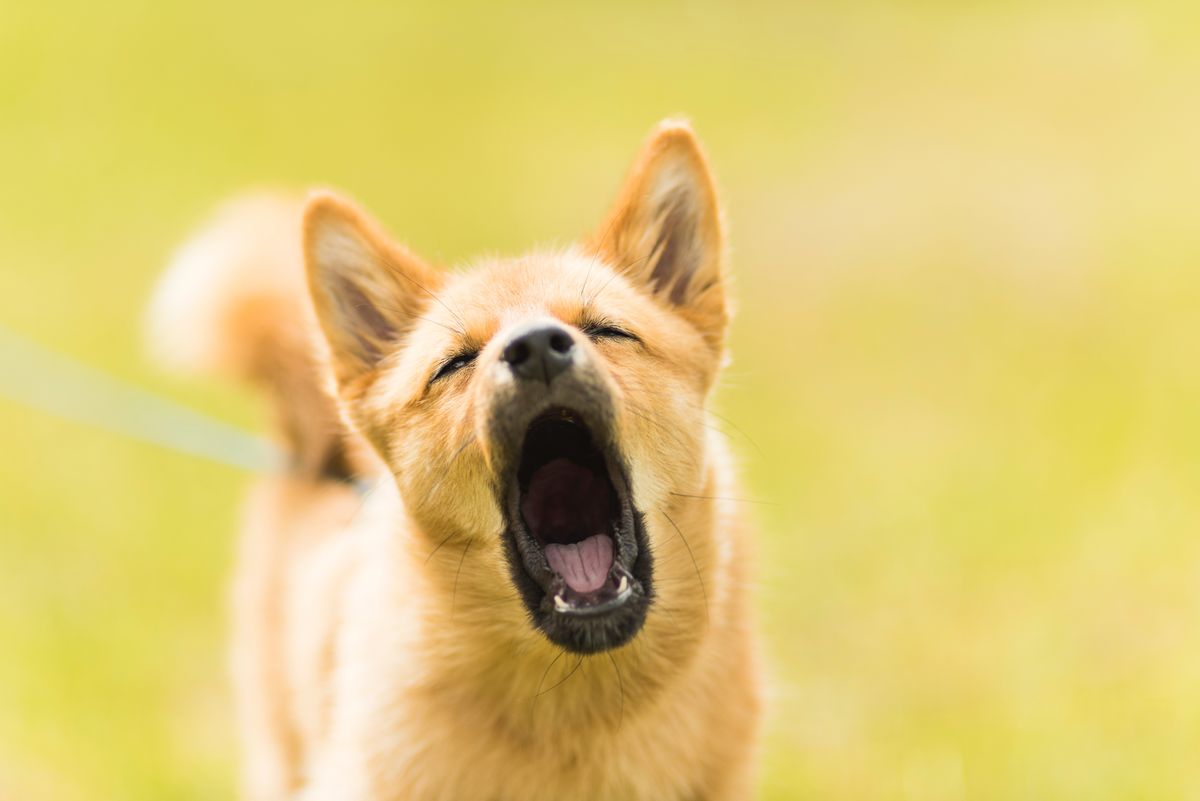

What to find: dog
left=149, top=120, right=763, bottom=801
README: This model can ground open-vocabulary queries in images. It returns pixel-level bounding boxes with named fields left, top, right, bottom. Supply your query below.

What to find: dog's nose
left=502, top=321, right=576, bottom=384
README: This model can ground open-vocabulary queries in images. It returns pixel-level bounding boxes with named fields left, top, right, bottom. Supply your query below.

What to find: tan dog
left=149, top=121, right=762, bottom=801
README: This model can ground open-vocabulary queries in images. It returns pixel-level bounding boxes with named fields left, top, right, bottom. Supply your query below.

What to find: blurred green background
left=3, top=1, right=1200, bottom=798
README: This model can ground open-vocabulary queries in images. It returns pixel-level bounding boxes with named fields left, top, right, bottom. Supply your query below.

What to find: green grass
left=3, top=1, right=1200, bottom=798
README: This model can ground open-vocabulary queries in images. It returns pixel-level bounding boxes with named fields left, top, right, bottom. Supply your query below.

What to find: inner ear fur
left=303, top=191, right=443, bottom=393
left=590, top=120, right=728, bottom=350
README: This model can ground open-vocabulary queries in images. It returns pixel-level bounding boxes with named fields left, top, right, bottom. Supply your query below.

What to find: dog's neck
left=377, top=484, right=720, bottom=740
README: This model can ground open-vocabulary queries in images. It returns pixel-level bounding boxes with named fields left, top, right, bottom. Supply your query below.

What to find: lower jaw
left=505, top=515, right=653, bottom=654
left=533, top=587, right=651, bottom=654
left=550, top=560, right=635, bottom=616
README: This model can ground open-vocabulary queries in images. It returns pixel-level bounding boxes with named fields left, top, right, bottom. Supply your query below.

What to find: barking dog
left=149, top=121, right=763, bottom=801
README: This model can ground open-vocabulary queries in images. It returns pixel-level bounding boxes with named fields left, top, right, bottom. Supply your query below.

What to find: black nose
left=502, top=322, right=576, bottom=384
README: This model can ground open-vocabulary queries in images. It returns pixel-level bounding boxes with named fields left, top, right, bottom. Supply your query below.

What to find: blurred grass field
left=3, top=1, right=1200, bottom=798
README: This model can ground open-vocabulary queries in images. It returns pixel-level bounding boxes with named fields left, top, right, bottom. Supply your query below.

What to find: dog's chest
left=375, top=711, right=705, bottom=801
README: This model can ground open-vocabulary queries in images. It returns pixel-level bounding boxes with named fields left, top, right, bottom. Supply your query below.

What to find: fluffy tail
left=147, top=193, right=366, bottom=481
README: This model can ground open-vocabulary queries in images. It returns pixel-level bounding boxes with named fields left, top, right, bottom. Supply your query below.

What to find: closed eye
left=431, top=350, right=478, bottom=383
left=581, top=321, right=641, bottom=343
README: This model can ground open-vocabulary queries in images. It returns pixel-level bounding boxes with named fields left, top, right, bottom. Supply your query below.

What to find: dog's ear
left=304, top=191, right=442, bottom=393
left=590, top=120, right=728, bottom=349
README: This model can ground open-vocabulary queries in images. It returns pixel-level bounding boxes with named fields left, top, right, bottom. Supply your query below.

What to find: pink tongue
left=544, top=534, right=614, bottom=593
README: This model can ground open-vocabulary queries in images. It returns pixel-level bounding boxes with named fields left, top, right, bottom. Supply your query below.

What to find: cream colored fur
left=151, top=121, right=763, bottom=801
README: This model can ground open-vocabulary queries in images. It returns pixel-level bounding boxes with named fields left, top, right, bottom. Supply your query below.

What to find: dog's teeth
left=617, top=575, right=629, bottom=593
left=554, top=594, right=570, bottom=612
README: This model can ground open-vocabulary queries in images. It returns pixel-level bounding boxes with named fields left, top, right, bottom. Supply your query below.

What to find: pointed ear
left=590, top=120, right=728, bottom=349
left=303, top=191, right=442, bottom=392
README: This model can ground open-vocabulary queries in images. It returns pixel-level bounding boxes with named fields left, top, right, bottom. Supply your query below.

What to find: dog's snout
left=502, top=322, right=576, bottom=384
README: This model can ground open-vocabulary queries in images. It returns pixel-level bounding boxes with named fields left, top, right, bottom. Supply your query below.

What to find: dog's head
left=304, top=121, right=728, bottom=655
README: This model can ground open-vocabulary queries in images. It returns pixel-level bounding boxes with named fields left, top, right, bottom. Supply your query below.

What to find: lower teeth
left=550, top=566, right=634, bottom=614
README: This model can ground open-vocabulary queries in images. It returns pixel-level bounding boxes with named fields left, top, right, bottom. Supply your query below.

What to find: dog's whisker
left=616, top=372, right=762, bottom=458
left=335, top=476, right=387, bottom=538
left=424, top=432, right=477, bottom=501
left=702, top=407, right=764, bottom=457
left=622, top=404, right=700, bottom=468
left=586, top=252, right=652, bottom=307
left=451, top=537, right=474, bottom=617
left=354, top=302, right=466, bottom=339
left=580, top=215, right=619, bottom=307
left=659, top=511, right=709, bottom=629
left=531, top=649, right=566, bottom=714
left=424, top=531, right=458, bottom=564
left=650, top=598, right=679, bottom=629
left=536, top=654, right=585, bottom=698
left=374, top=251, right=470, bottom=337
left=699, top=419, right=739, bottom=442
left=669, top=492, right=778, bottom=506
left=607, top=652, right=625, bottom=733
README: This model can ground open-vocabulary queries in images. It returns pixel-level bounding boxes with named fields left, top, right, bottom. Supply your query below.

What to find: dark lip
left=499, top=407, right=653, bottom=654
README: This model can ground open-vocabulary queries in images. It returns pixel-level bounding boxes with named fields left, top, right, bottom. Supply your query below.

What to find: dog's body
left=150, top=123, right=762, bottom=801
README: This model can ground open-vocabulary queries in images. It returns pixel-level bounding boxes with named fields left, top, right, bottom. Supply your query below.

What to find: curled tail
left=147, top=193, right=369, bottom=481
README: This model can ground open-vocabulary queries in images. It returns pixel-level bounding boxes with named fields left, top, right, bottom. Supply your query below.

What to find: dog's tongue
left=544, top=534, right=614, bottom=594
left=521, top=456, right=615, bottom=593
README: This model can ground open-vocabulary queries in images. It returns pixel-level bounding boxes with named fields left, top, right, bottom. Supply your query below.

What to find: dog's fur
left=149, top=121, right=762, bottom=801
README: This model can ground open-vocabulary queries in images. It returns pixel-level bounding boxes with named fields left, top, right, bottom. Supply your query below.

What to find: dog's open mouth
left=503, top=408, right=651, bottom=652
